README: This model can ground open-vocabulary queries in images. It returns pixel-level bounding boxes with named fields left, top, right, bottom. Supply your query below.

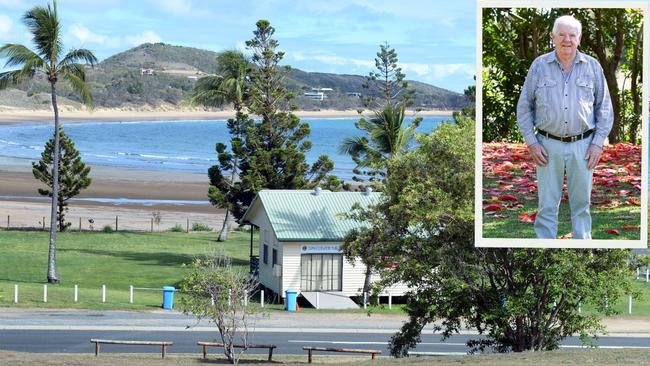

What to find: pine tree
left=211, top=20, right=339, bottom=221
left=32, top=127, right=91, bottom=231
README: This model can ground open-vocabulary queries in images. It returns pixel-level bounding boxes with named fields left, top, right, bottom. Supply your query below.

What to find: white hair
left=553, top=15, right=582, bottom=36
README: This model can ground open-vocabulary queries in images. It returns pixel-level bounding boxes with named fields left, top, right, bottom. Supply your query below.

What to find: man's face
left=552, top=24, right=581, bottom=60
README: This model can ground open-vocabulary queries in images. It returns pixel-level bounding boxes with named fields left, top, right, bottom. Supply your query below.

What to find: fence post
left=244, top=291, right=248, bottom=307
left=316, top=292, right=320, bottom=309
left=388, top=292, right=392, bottom=310
left=646, top=268, right=649, bottom=282
left=102, top=285, right=106, bottom=303
left=14, top=284, right=18, bottom=303
left=79, top=217, right=82, bottom=231
left=261, top=290, right=265, bottom=308
left=42, top=217, right=45, bottom=230
left=115, top=216, right=118, bottom=232
left=186, top=218, right=189, bottom=233
left=628, top=295, right=632, bottom=314
left=363, top=292, right=368, bottom=310
left=228, top=289, right=232, bottom=306
left=151, top=218, right=154, bottom=232
left=74, top=285, right=78, bottom=303
left=7, top=215, right=9, bottom=229
left=130, top=285, right=134, bottom=304
left=43, top=284, right=47, bottom=303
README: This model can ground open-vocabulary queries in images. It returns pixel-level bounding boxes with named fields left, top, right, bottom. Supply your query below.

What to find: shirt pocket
left=576, top=77, right=595, bottom=103
left=534, top=78, right=556, bottom=123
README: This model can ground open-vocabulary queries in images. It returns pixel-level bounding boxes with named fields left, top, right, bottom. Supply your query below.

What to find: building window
left=263, top=245, right=268, bottom=265
left=272, top=249, right=278, bottom=266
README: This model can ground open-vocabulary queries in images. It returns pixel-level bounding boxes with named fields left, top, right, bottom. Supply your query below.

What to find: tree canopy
left=32, top=126, right=91, bottom=232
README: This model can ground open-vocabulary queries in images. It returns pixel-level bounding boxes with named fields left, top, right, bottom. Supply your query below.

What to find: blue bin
left=285, top=290, right=298, bottom=312
left=162, top=286, right=175, bottom=310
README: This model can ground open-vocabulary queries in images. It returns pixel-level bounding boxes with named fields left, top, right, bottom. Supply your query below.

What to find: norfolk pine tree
left=0, top=0, right=97, bottom=283
left=208, top=20, right=339, bottom=222
left=32, top=126, right=91, bottom=232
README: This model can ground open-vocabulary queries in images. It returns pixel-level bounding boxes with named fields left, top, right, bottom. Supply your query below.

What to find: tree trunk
left=218, top=210, right=231, bottom=242
left=363, top=264, right=372, bottom=295
left=47, top=81, right=60, bottom=284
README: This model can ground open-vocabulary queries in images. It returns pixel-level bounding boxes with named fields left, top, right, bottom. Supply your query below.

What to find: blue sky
left=0, top=0, right=477, bottom=92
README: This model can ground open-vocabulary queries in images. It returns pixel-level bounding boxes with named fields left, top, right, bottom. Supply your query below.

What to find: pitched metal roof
left=243, top=189, right=380, bottom=242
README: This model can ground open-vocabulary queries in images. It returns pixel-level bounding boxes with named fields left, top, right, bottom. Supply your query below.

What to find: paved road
left=1, top=330, right=649, bottom=356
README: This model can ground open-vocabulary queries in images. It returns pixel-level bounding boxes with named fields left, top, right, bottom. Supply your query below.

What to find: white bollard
left=211, top=296, right=215, bottom=306
left=578, top=303, right=582, bottom=313
left=228, top=289, right=232, bottom=306
left=363, top=292, right=368, bottom=310
left=102, top=285, right=106, bottom=303
left=637, top=268, right=640, bottom=280
left=74, top=285, right=78, bottom=303
left=244, top=291, right=248, bottom=307
left=260, top=290, right=265, bottom=308
left=43, top=284, right=47, bottom=303
left=14, top=284, right=18, bottom=303
left=388, top=292, right=392, bottom=310
left=129, top=285, right=134, bottom=304
left=628, top=295, right=632, bottom=314
left=316, top=292, right=320, bottom=309
left=646, top=269, right=649, bottom=282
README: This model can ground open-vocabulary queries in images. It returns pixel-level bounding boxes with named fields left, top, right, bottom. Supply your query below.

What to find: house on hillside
left=240, top=189, right=408, bottom=308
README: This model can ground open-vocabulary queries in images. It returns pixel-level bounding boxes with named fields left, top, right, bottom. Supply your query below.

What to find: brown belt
left=537, top=129, right=594, bottom=143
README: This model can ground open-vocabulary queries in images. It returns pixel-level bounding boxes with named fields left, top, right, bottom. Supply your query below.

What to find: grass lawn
left=482, top=143, right=642, bottom=240
left=1, top=349, right=650, bottom=365
left=0, top=230, right=251, bottom=310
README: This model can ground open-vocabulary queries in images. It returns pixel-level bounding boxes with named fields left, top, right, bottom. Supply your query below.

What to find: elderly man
left=517, top=15, right=613, bottom=239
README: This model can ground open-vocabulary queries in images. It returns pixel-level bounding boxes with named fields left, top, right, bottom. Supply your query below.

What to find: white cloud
left=0, top=14, right=12, bottom=39
left=308, top=54, right=375, bottom=69
left=69, top=24, right=161, bottom=48
left=398, top=62, right=474, bottom=79
left=125, top=31, right=162, bottom=46
left=69, top=23, right=120, bottom=47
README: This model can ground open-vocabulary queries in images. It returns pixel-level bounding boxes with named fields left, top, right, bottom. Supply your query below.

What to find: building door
left=300, top=254, right=342, bottom=291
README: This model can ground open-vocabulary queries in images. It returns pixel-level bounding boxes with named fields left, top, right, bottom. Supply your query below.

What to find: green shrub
left=102, top=225, right=114, bottom=233
left=170, top=224, right=184, bottom=232
left=191, top=222, right=212, bottom=232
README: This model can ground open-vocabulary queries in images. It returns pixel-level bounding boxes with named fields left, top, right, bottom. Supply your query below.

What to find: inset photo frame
left=475, top=1, right=649, bottom=248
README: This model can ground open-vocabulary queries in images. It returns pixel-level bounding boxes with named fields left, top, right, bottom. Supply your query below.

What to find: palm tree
left=0, top=0, right=97, bottom=283
left=339, top=103, right=421, bottom=183
left=191, top=50, right=250, bottom=241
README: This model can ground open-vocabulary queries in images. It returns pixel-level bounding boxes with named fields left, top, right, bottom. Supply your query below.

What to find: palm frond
left=59, top=63, right=86, bottom=82
left=0, top=69, right=34, bottom=89
left=23, top=1, right=61, bottom=63
left=189, top=75, right=227, bottom=107
left=0, top=44, right=44, bottom=69
left=62, top=71, right=93, bottom=107
left=339, top=136, right=369, bottom=156
left=57, top=48, right=97, bottom=68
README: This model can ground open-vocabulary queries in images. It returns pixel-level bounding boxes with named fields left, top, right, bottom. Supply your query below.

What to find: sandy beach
left=0, top=108, right=454, bottom=125
left=0, top=107, right=453, bottom=231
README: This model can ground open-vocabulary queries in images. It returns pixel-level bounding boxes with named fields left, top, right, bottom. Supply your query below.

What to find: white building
left=240, top=189, right=408, bottom=308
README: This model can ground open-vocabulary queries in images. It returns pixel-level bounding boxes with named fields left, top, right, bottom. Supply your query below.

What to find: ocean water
left=0, top=116, right=449, bottom=180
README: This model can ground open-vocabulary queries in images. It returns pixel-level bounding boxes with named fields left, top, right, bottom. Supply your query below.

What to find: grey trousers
left=534, top=134, right=593, bottom=239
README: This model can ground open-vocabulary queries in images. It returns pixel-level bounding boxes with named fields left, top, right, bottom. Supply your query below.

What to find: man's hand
left=585, top=144, right=603, bottom=170
left=528, top=143, right=548, bottom=166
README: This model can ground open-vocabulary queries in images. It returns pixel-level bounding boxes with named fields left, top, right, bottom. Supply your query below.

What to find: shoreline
left=0, top=108, right=454, bottom=125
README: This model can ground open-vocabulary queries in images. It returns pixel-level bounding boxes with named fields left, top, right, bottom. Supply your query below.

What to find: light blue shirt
left=516, top=50, right=613, bottom=147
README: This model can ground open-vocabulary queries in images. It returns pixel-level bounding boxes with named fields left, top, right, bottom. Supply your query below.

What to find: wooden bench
left=90, top=339, right=173, bottom=358
left=197, top=341, right=276, bottom=361
left=302, top=346, right=381, bottom=363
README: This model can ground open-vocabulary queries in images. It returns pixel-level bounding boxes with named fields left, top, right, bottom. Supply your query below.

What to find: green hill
left=0, top=43, right=469, bottom=111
